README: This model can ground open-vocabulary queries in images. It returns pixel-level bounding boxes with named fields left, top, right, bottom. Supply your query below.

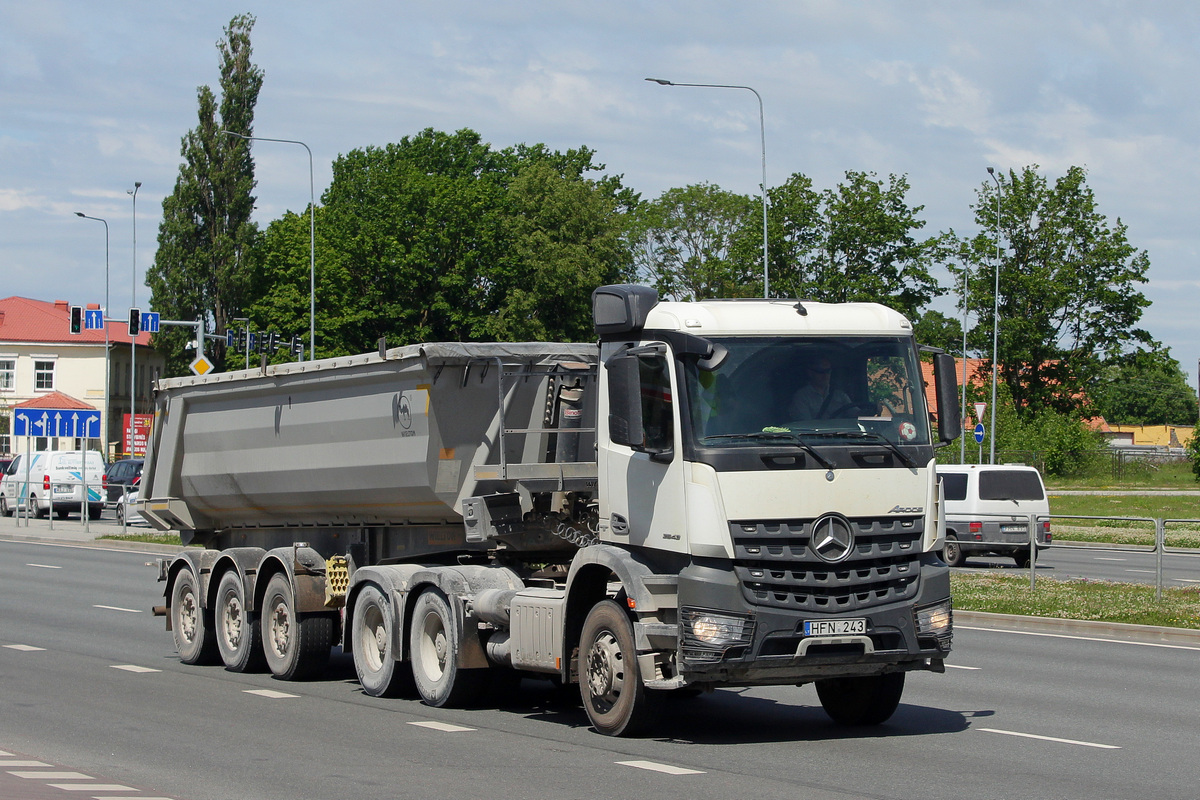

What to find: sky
left=3, top=1, right=1198, bottom=384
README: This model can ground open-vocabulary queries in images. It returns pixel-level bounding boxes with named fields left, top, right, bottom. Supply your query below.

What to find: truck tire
left=215, top=571, right=265, bottom=673
left=352, top=584, right=415, bottom=698
left=815, top=672, right=905, bottom=726
left=410, top=588, right=485, bottom=707
left=171, top=567, right=218, bottom=665
left=942, top=536, right=966, bottom=567
left=261, top=573, right=332, bottom=681
left=579, top=600, right=656, bottom=737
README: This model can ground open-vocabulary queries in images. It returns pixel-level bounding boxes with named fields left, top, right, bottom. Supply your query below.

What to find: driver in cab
left=788, top=356, right=851, bottom=420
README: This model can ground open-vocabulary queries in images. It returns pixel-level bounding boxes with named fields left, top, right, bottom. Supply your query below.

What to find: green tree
left=632, top=183, right=756, bottom=301
left=913, top=309, right=964, bottom=354
left=765, top=171, right=945, bottom=320
left=1093, top=349, right=1198, bottom=426
left=955, top=165, right=1153, bottom=418
left=146, top=14, right=263, bottom=375
left=250, top=128, right=632, bottom=355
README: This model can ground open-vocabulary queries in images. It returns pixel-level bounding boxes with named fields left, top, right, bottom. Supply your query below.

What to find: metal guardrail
left=1039, top=514, right=1200, bottom=599
left=6, top=477, right=138, bottom=534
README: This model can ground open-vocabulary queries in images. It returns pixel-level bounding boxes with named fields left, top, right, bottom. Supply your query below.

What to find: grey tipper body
left=146, top=285, right=961, bottom=737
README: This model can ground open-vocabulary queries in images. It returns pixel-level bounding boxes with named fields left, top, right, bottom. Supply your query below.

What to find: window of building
left=0, top=359, right=14, bottom=391
left=34, top=360, right=55, bottom=391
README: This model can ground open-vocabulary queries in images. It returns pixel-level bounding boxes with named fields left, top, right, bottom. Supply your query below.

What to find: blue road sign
left=974, top=423, right=985, bottom=444
left=84, top=309, right=104, bottom=330
left=13, top=409, right=102, bottom=439
left=141, top=312, right=161, bottom=333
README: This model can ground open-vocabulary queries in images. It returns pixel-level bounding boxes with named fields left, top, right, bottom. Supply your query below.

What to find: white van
left=0, top=450, right=106, bottom=520
left=936, top=464, right=1051, bottom=568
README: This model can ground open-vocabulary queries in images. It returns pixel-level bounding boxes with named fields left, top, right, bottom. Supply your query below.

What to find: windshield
left=683, top=336, right=932, bottom=450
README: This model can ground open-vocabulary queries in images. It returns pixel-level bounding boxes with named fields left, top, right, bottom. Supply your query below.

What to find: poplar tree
left=147, top=14, right=262, bottom=375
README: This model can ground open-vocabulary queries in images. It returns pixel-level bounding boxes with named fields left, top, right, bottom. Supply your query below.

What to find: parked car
left=104, top=458, right=144, bottom=503
left=937, top=464, right=1052, bottom=568
left=116, top=488, right=145, bottom=526
left=0, top=450, right=106, bottom=519
left=0, top=457, right=13, bottom=475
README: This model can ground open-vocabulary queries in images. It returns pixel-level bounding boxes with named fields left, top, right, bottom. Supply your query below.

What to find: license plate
left=1001, top=525, right=1027, bottom=533
left=54, top=485, right=73, bottom=494
left=804, top=618, right=866, bottom=636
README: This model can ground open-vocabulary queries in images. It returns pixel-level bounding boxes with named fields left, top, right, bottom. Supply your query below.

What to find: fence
left=988, top=512, right=1200, bottom=599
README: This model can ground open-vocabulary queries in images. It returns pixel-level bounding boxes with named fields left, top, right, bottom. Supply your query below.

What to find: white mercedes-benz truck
left=145, top=284, right=961, bottom=736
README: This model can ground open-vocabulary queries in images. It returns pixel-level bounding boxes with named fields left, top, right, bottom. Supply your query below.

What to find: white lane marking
left=26, top=563, right=62, bottom=569
left=946, top=664, right=981, bottom=670
left=48, top=784, right=136, bottom=792
left=1, top=761, right=54, bottom=768
left=243, top=689, right=299, bottom=699
left=9, top=771, right=91, bottom=779
left=1177, top=579, right=1200, bottom=583
left=1125, top=569, right=1156, bottom=574
left=978, top=727, right=1120, bottom=749
left=95, top=797, right=176, bottom=800
left=1093, top=557, right=1126, bottom=561
left=408, top=721, right=475, bottom=732
left=617, top=760, right=705, bottom=775
left=958, top=625, right=1200, bottom=652
left=111, top=664, right=161, bottom=673
left=93, top=605, right=142, bottom=613
left=3, top=644, right=46, bottom=652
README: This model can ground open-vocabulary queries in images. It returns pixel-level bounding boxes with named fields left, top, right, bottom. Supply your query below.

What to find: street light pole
left=645, top=78, right=770, bottom=297
left=987, top=167, right=1002, bottom=465
left=222, top=130, right=316, bottom=360
left=959, top=261, right=969, bottom=463
left=74, top=213, right=111, bottom=457
left=128, top=181, right=140, bottom=456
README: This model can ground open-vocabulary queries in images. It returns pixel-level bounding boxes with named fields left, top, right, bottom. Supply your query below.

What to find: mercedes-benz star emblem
left=810, top=514, right=855, bottom=563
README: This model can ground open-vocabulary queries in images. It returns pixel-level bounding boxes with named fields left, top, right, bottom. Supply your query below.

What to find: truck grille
left=731, top=518, right=923, bottom=613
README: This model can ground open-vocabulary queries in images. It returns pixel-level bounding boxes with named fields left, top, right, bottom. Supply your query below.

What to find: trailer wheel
left=352, top=584, right=414, bottom=698
left=815, top=672, right=905, bottom=726
left=171, top=567, right=218, bottom=665
left=261, top=573, right=332, bottom=680
left=579, top=600, right=656, bottom=737
left=941, top=536, right=966, bottom=567
left=215, top=571, right=265, bottom=673
left=410, top=588, right=485, bottom=707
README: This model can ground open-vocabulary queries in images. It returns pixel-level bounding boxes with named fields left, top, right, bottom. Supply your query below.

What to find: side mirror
left=606, top=351, right=645, bottom=449
left=932, top=353, right=962, bottom=444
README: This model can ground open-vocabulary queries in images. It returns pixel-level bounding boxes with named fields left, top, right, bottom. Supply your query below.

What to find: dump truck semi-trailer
left=145, top=285, right=962, bottom=736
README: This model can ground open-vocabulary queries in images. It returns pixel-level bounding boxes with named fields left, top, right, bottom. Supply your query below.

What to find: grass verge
left=952, top=572, right=1200, bottom=629
left=99, top=531, right=192, bottom=547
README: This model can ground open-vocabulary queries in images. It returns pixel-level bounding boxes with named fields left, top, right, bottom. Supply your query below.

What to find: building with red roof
left=0, top=296, right=163, bottom=457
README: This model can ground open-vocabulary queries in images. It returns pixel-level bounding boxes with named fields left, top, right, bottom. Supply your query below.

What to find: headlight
left=915, top=599, right=952, bottom=636
left=680, top=607, right=755, bottom=662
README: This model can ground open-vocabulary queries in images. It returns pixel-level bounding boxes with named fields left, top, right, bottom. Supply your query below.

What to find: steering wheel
left=830, top=401, right=878, bottom=417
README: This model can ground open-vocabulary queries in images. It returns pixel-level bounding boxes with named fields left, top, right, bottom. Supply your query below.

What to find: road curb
left=956, top=609, right=1200, bottom=645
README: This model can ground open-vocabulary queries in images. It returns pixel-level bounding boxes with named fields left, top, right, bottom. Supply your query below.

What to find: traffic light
left=267, top=332, right=279, bottom=352
left=237, top=328, right=248, bottom=352
left=128, top=307, right=141, bottom=336
left=69, top=306, right=83, bottom=334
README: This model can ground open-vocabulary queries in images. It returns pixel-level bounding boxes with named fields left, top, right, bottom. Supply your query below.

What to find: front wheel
left=261, top=573, right=333, bottom=681
left=942, top=536, right=966, bottom=567
left=171, top=567, right=218, bottom=665
left=409, top=588, right=485, bottom=707
left=579, top=599, right=656, bottom=737
left=215, top=571, right=265, bottom=673
left=816, top=672, right=905, bottom=726
left=352, top=584, right=414, bottom=698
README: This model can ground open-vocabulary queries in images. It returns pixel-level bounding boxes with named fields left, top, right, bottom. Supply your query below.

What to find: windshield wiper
left=835, top=430, right=918, bottom=469
left=702, top=432, right=835, bottom=471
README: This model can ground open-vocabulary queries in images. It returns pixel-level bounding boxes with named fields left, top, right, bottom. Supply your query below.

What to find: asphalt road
left=3, top=539, right=1200, bottom=800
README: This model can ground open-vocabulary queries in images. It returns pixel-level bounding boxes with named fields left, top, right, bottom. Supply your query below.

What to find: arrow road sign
left=13, top=409, right=101, bottom=438
left=974, top=423, right=986, bottom=444
left=141, top=312, right=160, bottom=333
left=85, top=309, right=104, bottom=330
